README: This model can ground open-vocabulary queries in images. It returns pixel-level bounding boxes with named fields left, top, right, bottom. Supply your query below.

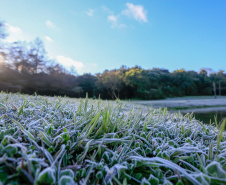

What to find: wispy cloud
left=56, top=56, right=84, bottom=74
left=45, top=36, right=53, bottom=42
left=86, top=9, right=95, bottom=17
left=5, top=23, right=22, bottom=33
left=104, top=3, right=147, bottom=28
left=102, top=6, right=114, bottom=14
left=107, top=15, right=126, bottom=28
left=122, top=3, right=148, bottom=22
left=108, top=15, right=117, bottom=22
left=56, top=56, right=97, bottom=74
left=45, top=20, right=55, bottom=29
left=4, top=23, right=24, bottom=42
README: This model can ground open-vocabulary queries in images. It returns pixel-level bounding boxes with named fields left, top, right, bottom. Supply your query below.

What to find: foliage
left=1, top=19, right=226, bottom=100
left=0, top=93, right=226, bottom=184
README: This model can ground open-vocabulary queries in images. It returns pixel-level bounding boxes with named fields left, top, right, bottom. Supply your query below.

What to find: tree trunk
left=112, top=90, right=118, bottom=99
left=213, top=82, right=217, bottom=99
left=219, top=81, right=221, bottom=96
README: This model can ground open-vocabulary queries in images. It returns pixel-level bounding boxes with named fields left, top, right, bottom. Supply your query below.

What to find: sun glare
left=0, top=54, right=3, bottom=63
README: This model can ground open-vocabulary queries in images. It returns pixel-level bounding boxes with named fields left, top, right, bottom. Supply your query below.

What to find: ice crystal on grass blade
left=0, top=92, right=225, bottom=184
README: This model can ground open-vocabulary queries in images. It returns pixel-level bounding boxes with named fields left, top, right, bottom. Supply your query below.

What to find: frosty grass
left=0, top=93, right=226, bottom=185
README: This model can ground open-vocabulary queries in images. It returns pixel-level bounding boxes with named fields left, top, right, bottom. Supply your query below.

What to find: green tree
left=96, top=70, right=122, bottom=99
left=217, top=70, right=225, bottom=96
left=124, top=67, right=149, bottom=99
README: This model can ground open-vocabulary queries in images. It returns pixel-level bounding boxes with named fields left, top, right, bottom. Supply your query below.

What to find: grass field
left=0, top=93, right=226, bottom=185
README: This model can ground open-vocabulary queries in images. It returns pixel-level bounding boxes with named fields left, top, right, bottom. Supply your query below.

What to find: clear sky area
left=0, top=0, right=225, bottom=74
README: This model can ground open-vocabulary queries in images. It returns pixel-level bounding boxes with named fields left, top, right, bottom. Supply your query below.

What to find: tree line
left=0, top=20, right=226, bottom=100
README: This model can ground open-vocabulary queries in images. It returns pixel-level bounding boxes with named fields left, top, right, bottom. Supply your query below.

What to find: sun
left=0, top=53, right=3, bottom=63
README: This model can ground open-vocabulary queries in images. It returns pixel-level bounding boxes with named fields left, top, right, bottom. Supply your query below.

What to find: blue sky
left=0, top=0, right=226, bottom=74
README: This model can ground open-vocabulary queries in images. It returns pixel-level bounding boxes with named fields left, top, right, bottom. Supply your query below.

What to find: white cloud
left=104, top=3, right=147, bottom=28
left=56, top=56, right=97, bottom=74
left=45, top=36, right=53, bottom=42
left=102, top=6, right=114, bottom=14
left=56, top=56, right=84, bottom=74
left=122, top=3, right=148, bottom=22
left=107, top=15, right=126, bottom=28
left=108, top=15, right=117, bottom=22
left=4, top=23, right=24, bottom=42
left=86, top=9, right=95, bottom=16
left=5, top=23, right=22, bottom=34
left=45, top=20, right=55, bottom=29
